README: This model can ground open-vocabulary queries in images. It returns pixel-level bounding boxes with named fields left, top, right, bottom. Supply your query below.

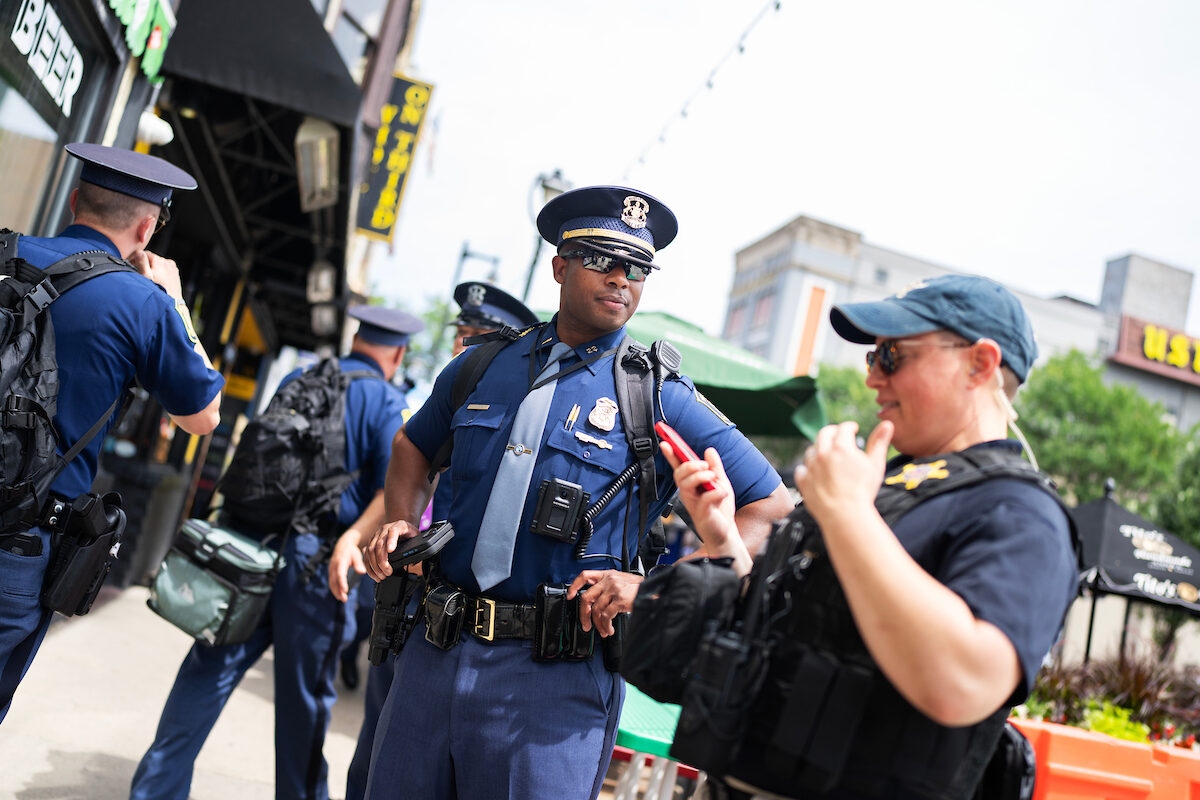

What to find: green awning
left=537, top=310, right=825, bottom=440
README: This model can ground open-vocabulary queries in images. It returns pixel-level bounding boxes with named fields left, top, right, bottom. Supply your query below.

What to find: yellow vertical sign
left=355, top=75, right=434, bottom=242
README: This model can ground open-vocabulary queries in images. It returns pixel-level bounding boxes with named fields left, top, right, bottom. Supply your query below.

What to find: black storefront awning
left=1073, top=495, right=1200, bottom=616
left=163, top=0, right=360, bottom=128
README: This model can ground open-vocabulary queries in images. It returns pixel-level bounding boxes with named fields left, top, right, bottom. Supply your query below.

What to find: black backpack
left=0, top=230, right=135, bottom=535
left=217, top=358, right=379, bottom=538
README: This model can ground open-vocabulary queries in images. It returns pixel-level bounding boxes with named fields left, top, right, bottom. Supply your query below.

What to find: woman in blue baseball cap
left=663, top=274, right=1079, bottom=799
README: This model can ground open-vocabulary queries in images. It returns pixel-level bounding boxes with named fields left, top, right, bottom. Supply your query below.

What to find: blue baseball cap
left=536, top=185, right=678, bottom=271
left=349, top=305, right=425, bottom=347
left=65, top=142, right=196, bottom=205
left=451, top=282, right=538, bottom=331
left=829, top=275, right=1038, bottom=382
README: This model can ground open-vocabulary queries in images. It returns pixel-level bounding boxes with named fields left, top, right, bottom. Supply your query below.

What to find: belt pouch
left=423, top=584, right=464, bottom=650
left=562, top=591, right=595, bottom=661
left=533, top=583, right=568, bottom=661
left=600, top=612, right=625, bottom=672
left=42, top=493, right=126, bottom=617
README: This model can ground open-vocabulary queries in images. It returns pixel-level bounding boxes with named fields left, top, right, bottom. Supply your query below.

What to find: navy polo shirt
left=16, top=225, right=224, bottom=500
left=405, top=319, right=782, bottom=603
left=279, top=354, right=409, bottom=526
left=889, top=440, right=1078, bottom=702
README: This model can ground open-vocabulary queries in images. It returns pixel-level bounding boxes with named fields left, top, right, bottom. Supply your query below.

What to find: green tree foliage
left=814, top=363, right=880, bottom=441
left=1016, top=350, right=1181, bottom=508
left=1149, top=435, right=1200, bottom=552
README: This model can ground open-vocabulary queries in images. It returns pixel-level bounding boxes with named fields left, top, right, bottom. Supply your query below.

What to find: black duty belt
left=464, top=594, right=537, bottom=643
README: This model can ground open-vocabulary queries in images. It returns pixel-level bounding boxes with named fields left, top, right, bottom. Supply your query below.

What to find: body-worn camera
left=530, top=478, right=589, bottom=543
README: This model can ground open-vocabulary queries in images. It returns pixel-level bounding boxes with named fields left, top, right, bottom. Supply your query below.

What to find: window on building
left=751, top=293, right=774, bottom=329
left=725, top=304, right=746, bottom=338
left=874, top=267, right=889, bottom=285
left=0, top=84, right=57, bottom=233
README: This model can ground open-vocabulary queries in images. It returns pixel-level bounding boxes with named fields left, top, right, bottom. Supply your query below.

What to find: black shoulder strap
left=43, top=250, right=138, bottom=294
left=613, top=334, right=659, bottom=572
left=0, top=229, right=18, bottom=260
left=875, top=447, right=1080, bottom=565
left=424, top=323, right=540, bottom=482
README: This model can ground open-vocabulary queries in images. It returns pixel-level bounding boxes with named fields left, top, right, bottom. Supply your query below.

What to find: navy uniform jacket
left=17, top=225, right=225, bottom=500
left=405, top=320, right=782, bottom=603
left=280, top=353, right=409, bottom=526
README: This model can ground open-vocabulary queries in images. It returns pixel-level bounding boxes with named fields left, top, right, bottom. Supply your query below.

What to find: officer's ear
left=135, top=213, right=157, bottom=248
left=966, top=338, right=1002, bottom=387
left=551, top=254, right=569, bottom=285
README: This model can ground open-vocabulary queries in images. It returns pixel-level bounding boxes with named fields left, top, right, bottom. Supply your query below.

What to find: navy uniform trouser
left=363, top=620, right=624, bottom=800
left=345, top=650, right=394, bottom=800
left=131, top=532, right=353, bottom=800
left=0, top=528, right=54, bottom=724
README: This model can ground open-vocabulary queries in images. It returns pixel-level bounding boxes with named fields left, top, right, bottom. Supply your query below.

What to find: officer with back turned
left=329, top=280, right=539, bottom=800
left=361, top=186, right=793, bottom=799
left=0, top=143, right=224, bottom=724
left=131, top=305, right=422, bottom=800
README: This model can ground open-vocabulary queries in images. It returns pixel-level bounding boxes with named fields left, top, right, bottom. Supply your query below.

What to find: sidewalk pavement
left=0, top=585, right=367, bottom=800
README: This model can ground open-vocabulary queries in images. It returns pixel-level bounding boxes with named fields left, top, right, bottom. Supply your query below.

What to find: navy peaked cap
left=451, top=282, right=538, bottom=330
left=536, top=185, right=677, bottom=265
left=66, top=142, right=196, bottom=205
left=830, top=274, right=1039, bottom=382
left=349, top=305, right=425, bottom=347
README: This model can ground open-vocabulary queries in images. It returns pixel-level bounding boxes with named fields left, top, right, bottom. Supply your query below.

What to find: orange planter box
left=1011, top=718, right=1200, bottom=799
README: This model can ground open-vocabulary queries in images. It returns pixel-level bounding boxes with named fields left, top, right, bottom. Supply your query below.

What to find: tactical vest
left=677, top=446, right=1076, bottom=800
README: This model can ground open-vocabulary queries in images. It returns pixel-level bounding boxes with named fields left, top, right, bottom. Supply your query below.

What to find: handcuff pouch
left=533, top=582, right=594, bottom=662
left=423, top=583, right=465, bottom=650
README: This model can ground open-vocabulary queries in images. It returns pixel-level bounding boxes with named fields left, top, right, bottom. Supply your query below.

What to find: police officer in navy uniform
left=330, top=282, right=539, bottom=800
left=131, top=306, right=423, bottom=800
left=361, top=186, right=794, bottom=799
left=666, top=276, right=1079, bottom=799
left=0, top=144, right=224, bottom=724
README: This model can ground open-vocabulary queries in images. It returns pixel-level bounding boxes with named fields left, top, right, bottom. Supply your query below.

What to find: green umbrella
left=536, top=310, right=825, bottom=439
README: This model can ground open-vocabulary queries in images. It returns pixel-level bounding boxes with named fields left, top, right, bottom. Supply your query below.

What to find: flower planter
left=1011, top=718, right=1200, bottom=799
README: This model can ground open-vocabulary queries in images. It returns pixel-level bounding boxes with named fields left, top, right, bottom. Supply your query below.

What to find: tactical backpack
left=0, top=230, right=135, bottom=535
left=217, top=358, right=381, bottom=539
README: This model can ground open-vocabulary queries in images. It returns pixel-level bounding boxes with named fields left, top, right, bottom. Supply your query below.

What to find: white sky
left=366, top=0, right=1200, bottom=338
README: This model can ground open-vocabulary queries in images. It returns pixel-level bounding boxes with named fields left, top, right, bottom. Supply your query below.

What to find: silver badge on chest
left=587, top=397, right=618, bottom=432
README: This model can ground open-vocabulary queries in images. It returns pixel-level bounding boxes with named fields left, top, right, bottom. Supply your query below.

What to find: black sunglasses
left=865, top=339, right=972, bottom=375
left=154, top=199, right=172, bottom=234
left=561, top=249, right=650, bottom=282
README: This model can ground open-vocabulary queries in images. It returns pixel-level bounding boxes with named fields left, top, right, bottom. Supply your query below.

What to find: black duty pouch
left=533, top=582, right=594, bottom=662
left=41, top=492, right=126, bottom=617
left=424, top=584, right=465, bottom=650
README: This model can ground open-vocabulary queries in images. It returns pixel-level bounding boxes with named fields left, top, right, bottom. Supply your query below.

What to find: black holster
left=367, top=568, right=426, bottom=665
left=41, top=491, right=125, bottom=616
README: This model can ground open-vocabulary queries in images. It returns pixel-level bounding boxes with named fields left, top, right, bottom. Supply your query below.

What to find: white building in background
left=724, top=214, right=1200, bottom=433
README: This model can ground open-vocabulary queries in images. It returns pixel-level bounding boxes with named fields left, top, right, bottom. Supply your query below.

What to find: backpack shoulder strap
left=424, top=322, right=540, bottom=482
left=612, top=334, right=659, bottom=572
left=43, top=250, right=138, bottom=294
left=0, top=229, right=18, bottom=260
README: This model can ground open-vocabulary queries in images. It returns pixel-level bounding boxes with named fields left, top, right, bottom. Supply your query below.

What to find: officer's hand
left=127, top=249, right=185, bottom=301
left=567, top=570, right=643, bottom=637
left=662, top=443, right=737, bottom=552
left=328, top=531, right=366, bottom=602
left=364, top=519, right=417, bottom=581
left=794, top=421, right=892, bottom=525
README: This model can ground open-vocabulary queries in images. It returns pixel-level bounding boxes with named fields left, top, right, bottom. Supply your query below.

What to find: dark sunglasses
left=561, top=249, right=650, bottom=282
left=865, top=339, right=972, bottom=375
left=154, top=199, right=172, bottom=234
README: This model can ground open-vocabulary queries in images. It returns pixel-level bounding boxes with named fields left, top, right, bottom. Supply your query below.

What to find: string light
left=622, top=0, right=783, bottom=180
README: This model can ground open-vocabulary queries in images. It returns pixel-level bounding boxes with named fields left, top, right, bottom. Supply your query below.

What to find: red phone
left=654, top=421, right=717, bottom=492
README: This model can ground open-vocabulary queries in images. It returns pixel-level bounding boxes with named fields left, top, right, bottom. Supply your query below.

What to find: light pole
left=521, top=169, right=572, bottom=304
left=427, top=240, right=502, bottom=375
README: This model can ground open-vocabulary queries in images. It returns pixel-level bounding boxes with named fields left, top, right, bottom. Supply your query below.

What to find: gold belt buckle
left=474, top=597, right=496, bottom=642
